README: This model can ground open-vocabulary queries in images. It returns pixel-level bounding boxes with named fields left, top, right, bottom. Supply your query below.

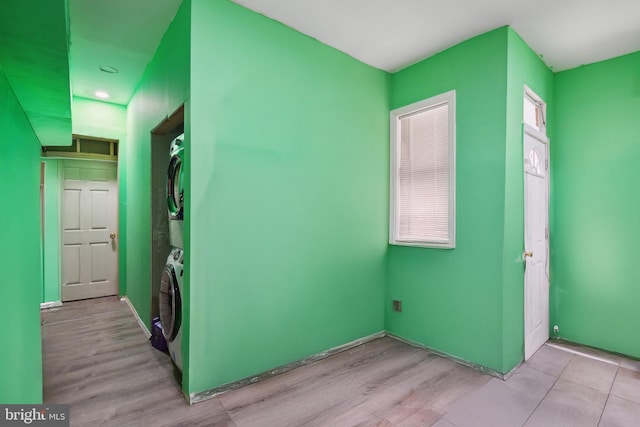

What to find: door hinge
left=545, top=159, right=549, bottom=170
left=545, top=228, right=549, bottom=239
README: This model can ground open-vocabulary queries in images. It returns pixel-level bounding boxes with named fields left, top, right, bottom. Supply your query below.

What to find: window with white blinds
left=390, top=91, right=456, bottom=248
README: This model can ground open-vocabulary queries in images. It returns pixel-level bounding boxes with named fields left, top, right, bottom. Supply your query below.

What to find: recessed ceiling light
left=99, top=65, right=119, bottom=74
left=95, top=91, right=110, bottom=99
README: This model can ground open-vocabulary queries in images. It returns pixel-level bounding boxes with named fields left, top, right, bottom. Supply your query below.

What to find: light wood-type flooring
left=42, top=297, right=640, bottom=426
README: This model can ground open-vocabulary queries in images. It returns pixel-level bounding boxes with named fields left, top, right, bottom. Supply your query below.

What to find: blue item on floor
left=150, top=316, right=168, bottom=353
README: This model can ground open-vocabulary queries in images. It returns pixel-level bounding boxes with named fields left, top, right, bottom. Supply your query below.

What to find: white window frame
left=524, top=85, right=547, bottom=135
left=389, top=90, right=456, bottom=249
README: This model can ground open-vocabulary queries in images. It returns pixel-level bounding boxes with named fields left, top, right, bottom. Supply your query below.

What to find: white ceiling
left=69, top=0, right=183, bottom=105
left=232, top=0, right=640, bottom=73
left=67, top=0, right=640, bottom=106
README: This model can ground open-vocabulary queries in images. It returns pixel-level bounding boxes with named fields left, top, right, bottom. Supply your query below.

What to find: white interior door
left=61, top=161, right=118, bottom=302
left=524, top=125, right=550, bottom=360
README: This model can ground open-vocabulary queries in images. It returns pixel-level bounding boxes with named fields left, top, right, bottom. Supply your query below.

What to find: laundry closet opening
left=150, top=105, right=184, bottom=322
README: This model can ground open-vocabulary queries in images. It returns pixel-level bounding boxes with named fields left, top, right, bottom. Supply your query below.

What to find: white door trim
left=59, top=159, right=119, bottom=301
left=523, top=121, right=550, bottom=360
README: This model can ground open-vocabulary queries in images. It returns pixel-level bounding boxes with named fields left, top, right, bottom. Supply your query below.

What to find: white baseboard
left=40, top=301, right=63, bottom=310
left=121, top=296, right=151, bottom=338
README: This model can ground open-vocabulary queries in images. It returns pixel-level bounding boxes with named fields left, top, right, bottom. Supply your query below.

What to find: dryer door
left=167, top=152, right=184, bottom=220
left=159, top=264, right=182, bottom=342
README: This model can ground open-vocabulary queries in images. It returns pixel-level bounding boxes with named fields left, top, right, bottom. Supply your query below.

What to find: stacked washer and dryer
left=159, top=134, right=185, bottom=371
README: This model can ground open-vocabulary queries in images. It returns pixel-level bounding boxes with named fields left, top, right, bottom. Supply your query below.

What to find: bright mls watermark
left=0, top=405, right=69, bottom=426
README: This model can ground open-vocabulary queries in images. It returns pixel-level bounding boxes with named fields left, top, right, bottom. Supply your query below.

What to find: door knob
left=110, top=232, right=116, bottom=239
left=523, top=251, right=533, bottom=258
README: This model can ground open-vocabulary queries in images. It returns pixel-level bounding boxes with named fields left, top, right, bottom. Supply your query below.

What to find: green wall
left=125, top=0, right=189, bottom=328
left=2, top=0, right=637, bottom=403
left=98, top=0, right=640, bottom=398
left=0, top=68, right=43, bottom=403
left=41, top=97, right=127, bottom=303
left=0, top=0, right=71, bottom=148
left=503, top=29, right=554, bottom=369
left=386, top=28, right=509, bottom=373
left=187, top=0, right=388, bottom=395
left=386, top=27, right=552, bottom=374
left=551, top=51, right=640, bottom=358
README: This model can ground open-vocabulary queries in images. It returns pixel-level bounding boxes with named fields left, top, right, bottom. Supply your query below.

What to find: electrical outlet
left=553, top=325, right=559, bottom=334
left=392, top=300, right=402, bottom=312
